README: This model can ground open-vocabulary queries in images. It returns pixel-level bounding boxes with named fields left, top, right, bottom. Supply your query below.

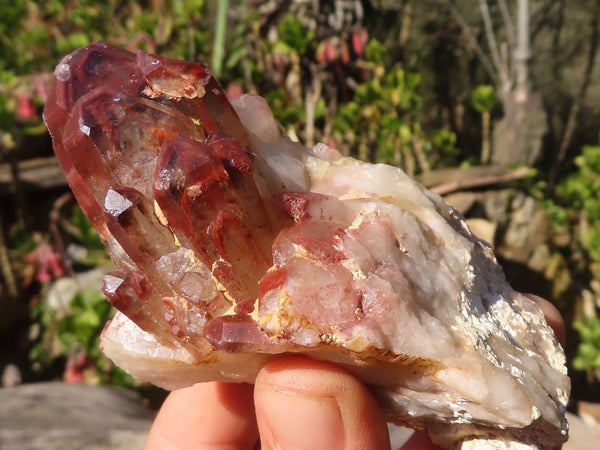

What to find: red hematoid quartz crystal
left=44, top=41, right=291, bottom=358
left=45, top=42, right=570, bottom=449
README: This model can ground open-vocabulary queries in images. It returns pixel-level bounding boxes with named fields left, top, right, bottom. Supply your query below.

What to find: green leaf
left=56, top=32, right=91, bottom=55
left=70, top=206, right=105, bottom=251
left=399, top=123, right=412, bottom=144
left=471, top=84, right=496, bottom=113
left=364, top=39, right=384, bottom=64
left=573, top=317, right=600, bottom=371
left=277, top=15, right=314, bottom=56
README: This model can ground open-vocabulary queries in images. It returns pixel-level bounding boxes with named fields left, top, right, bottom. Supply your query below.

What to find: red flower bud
left=17, top=96, right=37, bottom=120
left=226, top=82, right=244, bottom=99
left=352, top=27, right=368, bottom=58
left=341, top=42, right=351, bottom=65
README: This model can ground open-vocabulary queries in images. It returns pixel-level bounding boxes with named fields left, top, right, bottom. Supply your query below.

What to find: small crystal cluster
left=44, top=42, right=569, bottom=449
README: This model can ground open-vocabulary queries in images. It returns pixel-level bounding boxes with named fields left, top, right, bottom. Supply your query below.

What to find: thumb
left=254, top=356, right=391, bottom=450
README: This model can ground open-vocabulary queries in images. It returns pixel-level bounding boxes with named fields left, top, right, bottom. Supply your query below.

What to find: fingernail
left=256, top=384, right=345, bottom=450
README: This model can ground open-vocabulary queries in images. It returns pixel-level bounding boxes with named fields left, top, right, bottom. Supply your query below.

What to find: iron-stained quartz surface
left=44, top=42, right=569, bottom=449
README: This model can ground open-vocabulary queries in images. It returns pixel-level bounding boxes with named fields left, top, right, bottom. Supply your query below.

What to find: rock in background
left=0, top=382, right=154, bottom=450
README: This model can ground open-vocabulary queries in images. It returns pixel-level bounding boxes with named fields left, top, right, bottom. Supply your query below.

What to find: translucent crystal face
left=45, top=42, right=279, bottom=359
left=44, top=42, right=569, bottom=449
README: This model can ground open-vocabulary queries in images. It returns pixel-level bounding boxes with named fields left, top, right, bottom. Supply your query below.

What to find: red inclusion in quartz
left=43, top=41, right=353, bottom=355
left=204, top=315, right=274, bottom=352
left=44, top=42, right=286, bottom=356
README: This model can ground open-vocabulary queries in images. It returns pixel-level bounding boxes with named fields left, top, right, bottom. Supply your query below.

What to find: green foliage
left=556, top=146, right=600, bottom=266
left=266, top=88, right=326, bottom=133
left=224, top=19, right=252, bottom=72
left=276, top=15, right=314, bottom=56
left=573, top=317, right=600, bottom=372
left=427, top=129, right=460, bottom=166
left=30, top=288, right=137, bottom=387
left=541, top=199, right=570, bottom=236
left=333, top=67, right=421, bottom=162
left=363, top=39, right=385, bottom=65
left=558, top=146, right=600, bottom=210
left=68, top=206, right=108, bottom=266
left=9, top=224, right=40, bottom=255
left=55, top=290, right=110, bottom=357
left=26, top=204, right=116, bottom=383
left=331, top=65, right=456, bottom=168
left=471, top=84, right=496, bottom=114
left=547, top=145, right=600, bottom=377
left=0, top=0, right=210, bottom=77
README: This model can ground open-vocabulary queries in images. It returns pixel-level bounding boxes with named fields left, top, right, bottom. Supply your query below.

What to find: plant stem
left=478, top=0, right=507, bottom=86
left=515, top=0, right=531, bottom=96
left=498, top=0, right=515, bottom=50
left=399, top=0, right=412, bottom=48
left=212, top=0, right=229, bottom=77
left=0, top=214, right=18, bottom=300
left=412, top=133, right=430, bottom=173
left=481, top=111, right=491, bottom=164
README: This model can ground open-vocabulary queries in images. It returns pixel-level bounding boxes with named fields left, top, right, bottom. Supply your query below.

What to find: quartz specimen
left=44, top=42, right=570, bottom=449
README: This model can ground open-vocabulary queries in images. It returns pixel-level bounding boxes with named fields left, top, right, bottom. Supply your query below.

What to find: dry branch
left=419, top=165, right=532, bottom=196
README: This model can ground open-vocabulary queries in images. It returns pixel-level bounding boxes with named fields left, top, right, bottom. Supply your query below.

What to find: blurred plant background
left=1, top=0, right=600, bottom=414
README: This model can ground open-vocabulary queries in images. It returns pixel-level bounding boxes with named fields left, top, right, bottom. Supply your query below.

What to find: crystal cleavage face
left=44, top=42, right=570, bottom=449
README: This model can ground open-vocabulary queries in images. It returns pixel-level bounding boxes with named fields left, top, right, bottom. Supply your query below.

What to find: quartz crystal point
left=44, top=42, right=570, bottom=449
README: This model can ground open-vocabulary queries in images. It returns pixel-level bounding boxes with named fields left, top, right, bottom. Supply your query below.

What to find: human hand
left=146, top=295, right=565, bottom=450
left=146, top=355, right=409, bottom=450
